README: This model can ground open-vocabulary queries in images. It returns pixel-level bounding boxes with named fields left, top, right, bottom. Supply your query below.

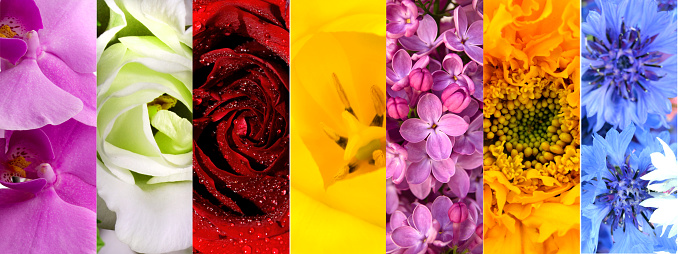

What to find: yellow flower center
left=406, top=18, right=411, bottom=24
left=6, top=156, right=31, bottom=179
left=147, top=94, right=178, bottom=111
left=0, top=25, right=17, bottom=38
left=483, top=65, right=580, bottom=194
left=323, top=73, right=386, bottom=181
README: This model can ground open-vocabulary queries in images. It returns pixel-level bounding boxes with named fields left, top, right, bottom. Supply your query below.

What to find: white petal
left=99, top=229, right=135, bottom=254
left=97, top=163, right=192, bottom=253
left=97, top=0, right=127, bottom=62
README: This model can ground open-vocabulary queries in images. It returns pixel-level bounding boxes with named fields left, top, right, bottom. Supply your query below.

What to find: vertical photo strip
left=96, top=0, right=193, bottom=253
left=386, top=0, right=484, bottom=253
left=483, top=0, right=581, bottom=253
left=580, top=0, right=678, bottom=253
left=291, top=0, right=385, bottom=253
left=192, top=0, right=290, bottom=253
left=0, top=0, right=97, bottom=252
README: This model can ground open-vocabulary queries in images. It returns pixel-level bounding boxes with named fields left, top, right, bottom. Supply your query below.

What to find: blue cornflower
left=581, top=0, right=677, bottom=132
left=581, top=124, right=678, bottom=253
left=657, top=0, right=677, bottom=11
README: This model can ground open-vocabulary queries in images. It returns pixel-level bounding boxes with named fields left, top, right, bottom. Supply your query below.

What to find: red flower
left=192, top=0, right=289, bottom=253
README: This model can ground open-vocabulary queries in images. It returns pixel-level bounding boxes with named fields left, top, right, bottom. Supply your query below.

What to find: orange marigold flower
left=483, top=0, right=580, bottom=253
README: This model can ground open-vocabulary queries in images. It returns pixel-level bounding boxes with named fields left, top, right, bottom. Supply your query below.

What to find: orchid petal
left=0, top=60, right=82, bottom=130
left=35, top=0, right=96, bottom=73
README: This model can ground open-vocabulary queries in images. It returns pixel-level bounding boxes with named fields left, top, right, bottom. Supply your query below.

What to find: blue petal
left=609, top=225, right=653, bottom=253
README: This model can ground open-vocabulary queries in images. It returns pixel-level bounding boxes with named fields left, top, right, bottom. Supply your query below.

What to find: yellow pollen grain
left=0, top=25, right=17, bottom=38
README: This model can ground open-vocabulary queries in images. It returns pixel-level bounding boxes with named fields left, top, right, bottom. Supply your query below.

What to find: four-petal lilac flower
left=387, top=0, right=420, bottom=38
left=399, top=15, right=444, bottom=60
left=443, top=7, right=483, bottom=64
left=400, top=93, right=469, bottom=161
left=432, top=53, right=475, bottom=92
left=391, top=204, right=438, bottom=254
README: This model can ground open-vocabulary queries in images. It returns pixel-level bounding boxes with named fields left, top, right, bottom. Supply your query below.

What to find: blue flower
left=581, top=124, right=678, bottom=253
left=581, top=0, right=677, bottom=132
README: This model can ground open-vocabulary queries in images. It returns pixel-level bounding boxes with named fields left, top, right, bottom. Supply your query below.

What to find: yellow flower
left=483, top=0, right=580, bottom=253
left=290, top=1, right=385, bottom=253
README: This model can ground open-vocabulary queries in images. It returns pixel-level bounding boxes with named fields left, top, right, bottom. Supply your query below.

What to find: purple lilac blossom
left=443, top=7, right=483, bottom=64
left=400, top=93, right=468, bottom=161
left=387, top=0, right=420, bottom=39
left=386, top=1, right=483, bottom=253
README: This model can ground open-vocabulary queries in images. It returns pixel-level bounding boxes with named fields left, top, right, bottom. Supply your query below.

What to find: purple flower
left=448, top=157, right=471, bottom=198
left=388, top=49, right=428, bottom=91
left=409, top=68, right=433, bottom=92
left=388, top=96, right=410, bottom=120
left=0, top=119, right=96, bottom=252
left=399, top=15, right=444, bottom=60
left=431, top=196, right=456, bottom=242
left=391, top=204, right=437, bottom=254
left=387, top=37, right=398, bottom=61
left=441, top=83, right=471, bottom=113
left=400, top=93, right=469, bottom=160
left=386, top=142, right=408, bottom=184
left=387, top=210, right=409, bottom=253
left=453, top=115, right=483, bottom=155
left=473, top=0, right=483, bottom=17
left=448, top=202, right=469, bottom=223
left=432, top=53, right=475, bottom=92
left=0, top=0, right=95, bottom=130
left=405, top=141, right=456, bottom=184
left=387, top=0, right=419, bottom=39
left=443, top=8, right=483, bottom=64
left=408, top=175, right=433, bottom=199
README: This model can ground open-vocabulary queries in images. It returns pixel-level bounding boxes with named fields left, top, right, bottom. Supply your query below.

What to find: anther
left=332, top=73, right=357, bottom=118
left=320, top=123, right=348, bottom=149
left=370, top=85, right=385, bottom=127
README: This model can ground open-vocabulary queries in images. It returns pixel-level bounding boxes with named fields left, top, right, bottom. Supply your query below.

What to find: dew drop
left=241, top=245, right=251, bottom=254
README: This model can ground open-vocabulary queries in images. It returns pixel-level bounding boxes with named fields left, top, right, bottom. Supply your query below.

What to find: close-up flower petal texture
left=192, top=0, right=290, bottom=253
left=0, top=120, right=97, bottom=252
left=0, top=0, right=95, bottom=130
left=386, top=1, right=484, bottom=253
left=483, top=0, right=581, bottom=253
left=580, top=0, right=678, bottom=253
left=96, top=0, right=193, bottom=253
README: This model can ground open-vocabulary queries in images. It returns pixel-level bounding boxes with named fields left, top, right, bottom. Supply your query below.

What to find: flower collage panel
left=96, top=0, right=193, bottom=253
left=192, top=0, right=290, bottom=253
left=386, top=0, right=484, bottom=254
left=482, top=0, right=582, bottom=253
left=0, top=0, right=97, bottom=252
left=290, top=0, right=386, bottom=253
left=3, top=0, right=678, bottom=253
left=580, top=0, right=678, bottom=253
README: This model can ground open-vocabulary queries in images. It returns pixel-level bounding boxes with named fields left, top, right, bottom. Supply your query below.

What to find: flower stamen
left=0, top=24, right=17, bottom=38
left=147, top=94, right=178, bottom=111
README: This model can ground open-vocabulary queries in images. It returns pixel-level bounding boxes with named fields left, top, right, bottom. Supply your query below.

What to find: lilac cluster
left=386, top=0, right=483, bottom=253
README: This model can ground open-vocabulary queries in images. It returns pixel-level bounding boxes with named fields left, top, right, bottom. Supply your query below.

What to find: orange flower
left=483, top=0, right=580, bottom=253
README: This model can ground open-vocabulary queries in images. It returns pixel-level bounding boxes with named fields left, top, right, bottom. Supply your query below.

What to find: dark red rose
left=192, top=0, right=289, bottom=253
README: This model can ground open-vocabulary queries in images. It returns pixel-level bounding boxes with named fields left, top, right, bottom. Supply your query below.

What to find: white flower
left=96, top=0, right=192, bottom=253
left=640, top=137, right=678, bottom=239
